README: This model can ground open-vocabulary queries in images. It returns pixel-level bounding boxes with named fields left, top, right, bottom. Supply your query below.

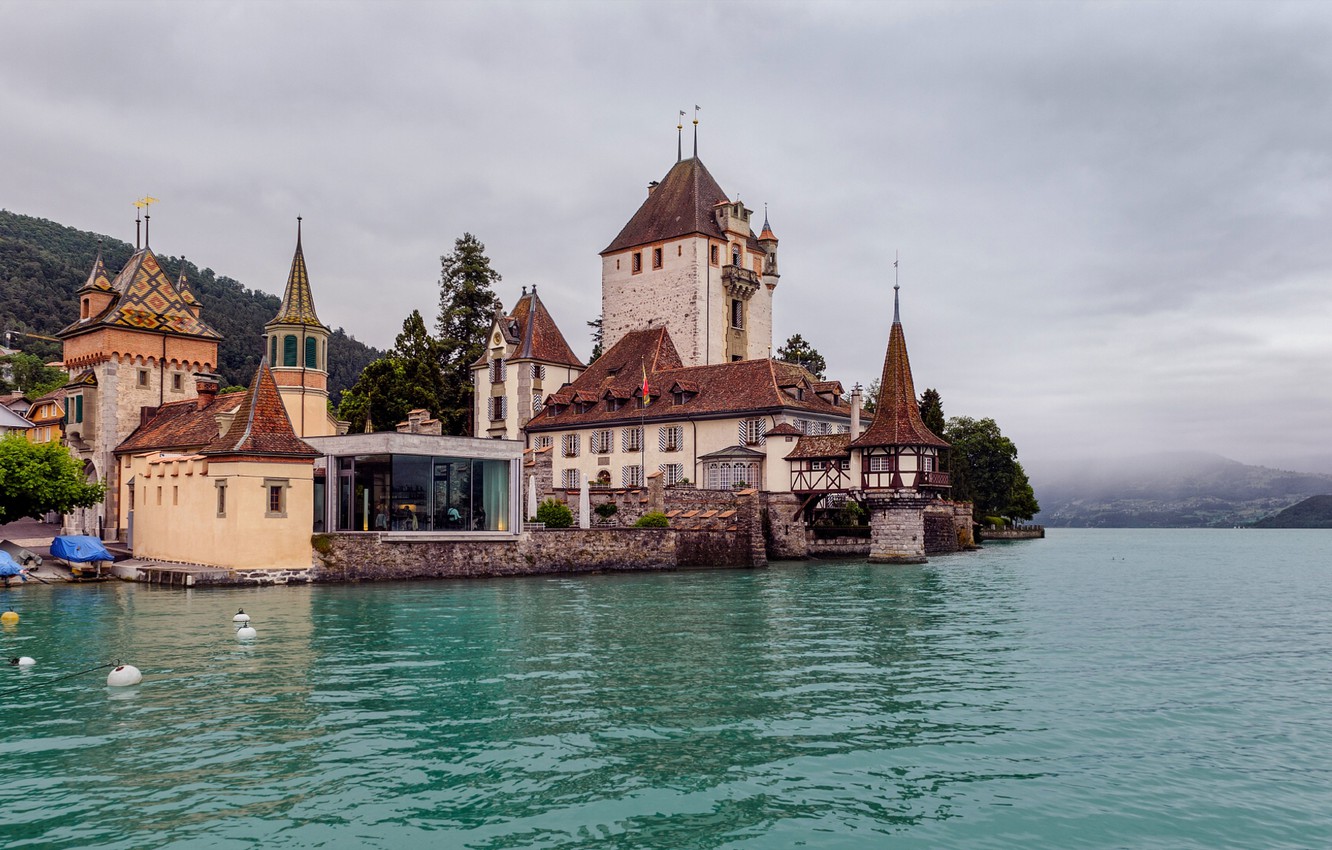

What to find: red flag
left=641, top=364, right=650, bottom=405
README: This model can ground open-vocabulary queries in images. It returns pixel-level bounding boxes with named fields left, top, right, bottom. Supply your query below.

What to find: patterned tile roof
left=601, top=157, right=763, bottom=255
left=527, top=327, right=850, bottom=431
left=267, top=224, right=326, bottom=329
left=202, top=360, right=319, bottom=458
left=115, top=393, right=245, bottom=454
left=77, top=247, right=114, bottom=293
left=850, top=289, right=948, bottom=450
left=59, top=248, right=222, bottom=340
left=175, top=263, right=199, bottom=307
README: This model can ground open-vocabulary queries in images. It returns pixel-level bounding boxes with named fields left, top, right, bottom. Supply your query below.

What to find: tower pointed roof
left=850, top=287, right=948, bottom=450
left=602, top=157, right=733, bottom=254
left=759, top=209, right=777, bottom=242
left=268, top=220, right=326, bottom=329
left=58, top=246, right=221, bottom=339
left=511, top=287, right=583, bottom=366
left=78, top=246, right=114, bottom=293
left=175, top=261, right=199, bottom=307
left=202, top=359, right=318, bottom=458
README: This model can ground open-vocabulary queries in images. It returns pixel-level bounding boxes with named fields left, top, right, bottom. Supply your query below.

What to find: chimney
left=850, top=384, right=862, bottom=439
left=647, top=180, right=659, bottom=196
left=194, top=373, right=219, bottom=410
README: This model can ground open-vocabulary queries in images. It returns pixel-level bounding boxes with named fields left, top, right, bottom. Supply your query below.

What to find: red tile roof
left=850, top=293, right=948, bottom=450
left=116, top=393, right=245, bottom=454
left=527, top=327, right=850, bottom=430
left=202, top=361, right=318, bottom=458
left=471, top=288, right=583, bottom=369
left=785, top=434, right=852, bottom=459
left=601, top=157, right=763, bottom=255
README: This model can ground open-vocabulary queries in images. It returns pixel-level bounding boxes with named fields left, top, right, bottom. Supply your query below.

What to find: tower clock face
left=494, top=333, right=502, bottom=344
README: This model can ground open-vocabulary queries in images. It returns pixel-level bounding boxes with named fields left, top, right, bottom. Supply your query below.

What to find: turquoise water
left=2, top=529, right=1331, bottom=848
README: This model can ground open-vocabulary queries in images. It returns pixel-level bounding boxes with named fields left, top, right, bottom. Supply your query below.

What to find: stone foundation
left=761, top=492, right=809, bottom=560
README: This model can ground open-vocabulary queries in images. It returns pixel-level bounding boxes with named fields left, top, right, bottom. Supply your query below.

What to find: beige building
left=471, top=286, right=584, bottom=439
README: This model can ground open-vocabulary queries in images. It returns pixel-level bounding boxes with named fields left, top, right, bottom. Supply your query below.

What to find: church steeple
left=270, top=217, right=325, bottom=328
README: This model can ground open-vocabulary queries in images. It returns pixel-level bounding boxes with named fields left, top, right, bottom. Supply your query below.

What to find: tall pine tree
left=435, top=234, right=502, bottom=434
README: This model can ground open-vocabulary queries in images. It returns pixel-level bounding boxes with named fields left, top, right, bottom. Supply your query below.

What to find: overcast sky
left=4, top=0, right=1331, bottom=482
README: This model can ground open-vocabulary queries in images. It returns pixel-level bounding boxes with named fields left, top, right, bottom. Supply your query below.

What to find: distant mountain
left=1251, top=495, right=1332, bottom=529
left=1033, top=451, right=1332, bottom=528
left=0, top=210, right=382, bottom=404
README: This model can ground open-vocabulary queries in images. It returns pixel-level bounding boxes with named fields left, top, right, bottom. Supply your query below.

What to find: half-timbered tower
left=848, top=286, right=952, bottom=562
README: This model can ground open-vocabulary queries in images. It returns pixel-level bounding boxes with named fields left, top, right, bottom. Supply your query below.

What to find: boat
left=49, top=536, right=114, bottom=581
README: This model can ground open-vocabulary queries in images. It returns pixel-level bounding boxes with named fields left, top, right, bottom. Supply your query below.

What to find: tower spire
left=692, top=105, right=700, bottom=158
left=893, top=251, right=900, bottom=324
left=677, top=110, right=684, bottom=162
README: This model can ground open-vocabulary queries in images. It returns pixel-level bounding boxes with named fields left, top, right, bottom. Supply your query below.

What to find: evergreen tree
left=435, top=233, right=502, bottom=435
left=775, top=333, right=827, bottom=379
left=587, top=315, right=604, bottom=364
left=918, top=388, right=945, bottom=438
left=862, top=378, right=880, bottom=415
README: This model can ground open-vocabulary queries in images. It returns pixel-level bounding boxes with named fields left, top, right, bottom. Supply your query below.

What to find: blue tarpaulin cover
left=50, top=536, right=112, bottom=564
left=0, top=551, right=21, bottom=576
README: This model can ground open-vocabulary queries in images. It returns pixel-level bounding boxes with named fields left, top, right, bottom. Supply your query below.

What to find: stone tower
left=600, top=155, right=779, bottom=367
left=263, top=219, right=337, bottom=438
left=59, top=237, right=223, bottom=540
left=849, top=286, right=952, bottom=563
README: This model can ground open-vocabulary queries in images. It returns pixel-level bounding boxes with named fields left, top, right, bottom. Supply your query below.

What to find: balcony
left=722, top=264, right=760, bottom=299
left=918, top=471, right=951, bottom=488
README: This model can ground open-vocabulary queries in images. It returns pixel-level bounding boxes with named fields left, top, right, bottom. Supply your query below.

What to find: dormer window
left=607, top=397, right=625, bottom=412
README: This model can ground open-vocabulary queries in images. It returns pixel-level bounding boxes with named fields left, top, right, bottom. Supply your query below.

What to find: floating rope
left=0, top=661, right=118, bottom=697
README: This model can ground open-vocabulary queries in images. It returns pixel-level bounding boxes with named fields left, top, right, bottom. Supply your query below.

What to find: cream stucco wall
left=128, top=454, right=315, bottom=570
left=472, top=320, right=583, bottom=440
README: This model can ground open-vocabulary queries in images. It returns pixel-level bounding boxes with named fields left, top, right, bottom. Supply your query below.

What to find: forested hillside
left=0, top=210, right=381, bottom=403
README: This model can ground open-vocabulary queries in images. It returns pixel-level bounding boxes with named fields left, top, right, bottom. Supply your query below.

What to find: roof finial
left=677, top=110, right=685, bottom=162
left=521, top=285, right=527, bottom=296
left=692, top=104, right=700, bottom=158
left=296, top=215, right=303, bottom=248
left=144, top=214, right=150, bottom=247
left=893, top=251, right=901, bottom=324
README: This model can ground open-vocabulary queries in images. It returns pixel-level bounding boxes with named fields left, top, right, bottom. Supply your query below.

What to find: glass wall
left=332, top=453, right=511, bottom=533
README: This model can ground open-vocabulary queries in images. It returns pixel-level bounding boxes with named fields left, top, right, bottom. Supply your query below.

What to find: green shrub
left=634, top=511, right=670, bottom=528
left=536, top=498, right=574, bottom=528
left=594, top=502, right=619, bottom=520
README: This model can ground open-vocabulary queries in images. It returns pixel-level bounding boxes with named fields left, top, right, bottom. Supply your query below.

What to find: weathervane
left=677, top=110, right=685, bottom=162
left=133, top=195, right=159, bottom=249
left=693, top=105, right=700, bottom=158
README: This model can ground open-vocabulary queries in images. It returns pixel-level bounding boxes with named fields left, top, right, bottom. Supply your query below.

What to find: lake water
left=2, top=529, right=1330, bottom=849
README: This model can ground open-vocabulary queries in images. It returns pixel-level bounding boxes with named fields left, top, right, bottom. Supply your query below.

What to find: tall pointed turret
left=176, top=260, right=201, bottom=318
left=75, top=244, right=115, bottom=322
left=263, top=218, right=335, bottom=438
left=851, top=285, right=949, bottom=490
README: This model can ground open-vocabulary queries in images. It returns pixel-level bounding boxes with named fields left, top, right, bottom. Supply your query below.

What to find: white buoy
left=107, top=664, right=143, bottom=687
left=236, top=624, right=257, bottom=640
left=232, top=609, right=251, bottom=623
left=10, top=656, right=35, bottom=668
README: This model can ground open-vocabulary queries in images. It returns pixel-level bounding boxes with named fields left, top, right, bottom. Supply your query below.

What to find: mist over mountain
left=1033, top=451, right=1332, bottom=528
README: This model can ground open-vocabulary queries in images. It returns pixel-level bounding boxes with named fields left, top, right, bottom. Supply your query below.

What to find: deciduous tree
left=944, top=416, right=1039, bottom=521
left=0, top=435, right=104, bottom=522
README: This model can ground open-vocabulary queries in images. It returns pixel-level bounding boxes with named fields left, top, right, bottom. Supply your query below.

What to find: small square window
left=264, top=478, right=290, bottom=518
left=138, top=369, right=149, bottom=387
left=632, top=252, right=642, bottom=273
left=171, top=373, right=183, bottom=392
left=652, top=247, right=663, bottom=269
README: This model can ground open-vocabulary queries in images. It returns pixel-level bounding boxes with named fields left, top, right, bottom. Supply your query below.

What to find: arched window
left=305, top=336, right=317, bottom=368
left=81, top=298, right=90, bottom=319
left=269, top=335, right=277, bottom=365
left=283, top=335, right=297, bottom=367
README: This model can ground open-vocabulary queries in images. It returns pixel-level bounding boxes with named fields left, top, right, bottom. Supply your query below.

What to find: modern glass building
left=306, top=433, right=522, bottom=537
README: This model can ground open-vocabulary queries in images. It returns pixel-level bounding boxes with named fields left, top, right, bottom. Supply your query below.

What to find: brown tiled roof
left=785, top=433, right=852, bottom=459
left=765, top=422, right=802, bottom=437
left=851, top=293, right=948, bottom=450
left=116, top=393, right=245, bottom=454
left=511, top=288, right=582, bottom=366
left=202, top=361, right=318, bottom=458
left=602, top=157, right=763, bottom=255
left=59, top=248, right=222, bottom=340
left=812, top=380, right=843, bottom=396
left=527, top=327, right=850, bottom=431
left=268, top=225, right=327, bottom=329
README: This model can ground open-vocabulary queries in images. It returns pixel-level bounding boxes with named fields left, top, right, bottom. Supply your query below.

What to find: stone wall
left=309, top=526, right=765, bottom=583
left=924, top=508, right=958, bottom=554
left=761, top=492, right=809, bottom=560
left=807, top=535, right=869, bottom=558
left=865, top=494, right=932, bottom=563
